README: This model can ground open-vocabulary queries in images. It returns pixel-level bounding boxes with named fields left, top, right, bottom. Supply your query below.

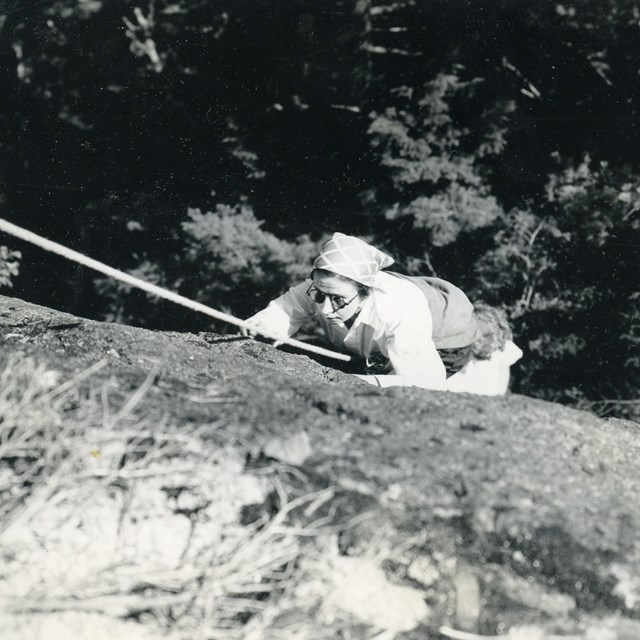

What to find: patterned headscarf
left=313, top=232, right=394, bottom=286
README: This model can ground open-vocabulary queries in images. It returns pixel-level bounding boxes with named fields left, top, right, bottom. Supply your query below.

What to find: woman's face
left=310, top=273, right=364, bottom=323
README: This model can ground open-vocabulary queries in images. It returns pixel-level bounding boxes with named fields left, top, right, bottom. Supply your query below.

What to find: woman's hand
left=239, top=321, right=258, bottom=338
left=240, top=320, right=274, bottom=339
left=239, top=319, right=287, bottom=343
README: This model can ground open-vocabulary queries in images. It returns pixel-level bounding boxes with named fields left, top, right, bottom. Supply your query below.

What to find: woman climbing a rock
left=242, top=232, right=522, bottom=395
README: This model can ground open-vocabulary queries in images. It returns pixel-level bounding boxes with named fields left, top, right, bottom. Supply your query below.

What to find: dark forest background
left=0, top=0, right=638, bottom=418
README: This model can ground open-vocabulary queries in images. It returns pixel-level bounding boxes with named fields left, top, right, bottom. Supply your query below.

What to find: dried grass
left=0, top=355, right=352, bottom=640
left=0, top=355, right=77, bottom=534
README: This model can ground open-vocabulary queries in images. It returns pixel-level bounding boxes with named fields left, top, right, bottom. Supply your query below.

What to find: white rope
left=0, top=218, right=351, bottom=362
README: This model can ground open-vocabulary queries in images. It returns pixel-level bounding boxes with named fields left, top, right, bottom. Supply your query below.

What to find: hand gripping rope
left=0, top=218, right=351, bottom=362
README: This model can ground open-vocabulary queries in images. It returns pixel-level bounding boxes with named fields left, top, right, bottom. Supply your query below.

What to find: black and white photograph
left=0, top=1, right=638, bottom=638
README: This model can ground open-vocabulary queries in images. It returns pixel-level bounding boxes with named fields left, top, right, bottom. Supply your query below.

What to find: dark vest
left=389, top=272, right=479, bottom=349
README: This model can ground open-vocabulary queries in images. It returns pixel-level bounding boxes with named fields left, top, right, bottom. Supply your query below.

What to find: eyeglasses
left=306, top=284, right=359, bottom=310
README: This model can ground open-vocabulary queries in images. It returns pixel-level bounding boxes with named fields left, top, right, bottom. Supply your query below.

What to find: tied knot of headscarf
left=313, top=232, right=394, bottom=286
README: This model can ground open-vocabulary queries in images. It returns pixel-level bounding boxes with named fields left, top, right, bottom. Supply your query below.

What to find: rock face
left=0, top=294, right=639, bottom=640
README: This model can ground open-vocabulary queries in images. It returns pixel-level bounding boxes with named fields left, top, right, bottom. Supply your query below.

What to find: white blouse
left=245, top=271, right=522, bottom=394
left=245, top=271, right=448, bottom=389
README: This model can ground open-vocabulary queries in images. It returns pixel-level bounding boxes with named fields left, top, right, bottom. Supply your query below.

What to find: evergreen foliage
left=180, top=204, right=317, bottom=317
left=1, top=0, right=639, bottom=417
left=0, top=247, right=21, bottom=288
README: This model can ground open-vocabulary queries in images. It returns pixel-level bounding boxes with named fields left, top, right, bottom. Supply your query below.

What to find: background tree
left=0, top=0, right=638, bottom=417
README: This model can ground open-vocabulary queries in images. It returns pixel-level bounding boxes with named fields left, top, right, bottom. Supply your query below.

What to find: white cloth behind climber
left=444, top=340, right=523, bottom=396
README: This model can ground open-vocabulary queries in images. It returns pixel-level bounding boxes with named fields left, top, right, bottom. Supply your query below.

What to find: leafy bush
left=368, top=72, right=509, bottom=261
left=472, top=155, right=640, bottom=419
left=94, top=203, right=319, bottom=331
left=0, top=246, right=21, bottom=288
left=181, top=203, right=318, bottom=318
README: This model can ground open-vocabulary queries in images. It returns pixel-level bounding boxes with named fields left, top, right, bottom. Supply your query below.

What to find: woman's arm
left=360, top=345, right=447, bottom=390
left=357, top=300, right=448, bottom=390
left=243, top=281, right=315, bottom=339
